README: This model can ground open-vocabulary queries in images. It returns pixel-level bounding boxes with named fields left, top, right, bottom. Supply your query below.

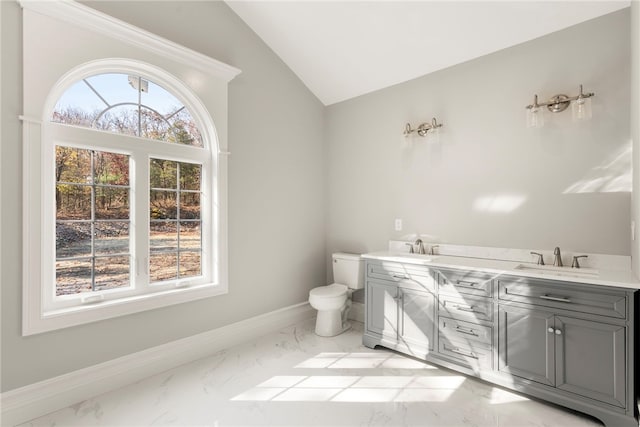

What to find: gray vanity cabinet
left=498, top=305, right=555, bottom=386
left=399, top=287, right=436, bottom=352
left=499, top=305, right=626, bottom=407
left=435, top=267, right=495, bottom=371
left=364, top=258, right=638, bottom=427
left=498, top=275, right=630, bottom=408
left=364, top=261, right=436, bottom=357
left=366, top=280, right=399, bottom=341
left=554, top=315, right=626, bottom=407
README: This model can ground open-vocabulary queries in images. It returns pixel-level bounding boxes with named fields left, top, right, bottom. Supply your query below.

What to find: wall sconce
left=525, top=84, right=594, bottom=128
left=403, top=117, right=443, bottom=137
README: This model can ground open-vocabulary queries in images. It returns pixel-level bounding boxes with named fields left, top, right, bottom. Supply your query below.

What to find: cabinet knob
left=547, top=327, right=554, bottom=333
left=555, top=329, right=562, bottom=335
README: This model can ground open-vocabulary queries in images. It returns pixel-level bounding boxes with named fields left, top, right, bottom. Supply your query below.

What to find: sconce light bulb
left=526, top=105, right=544, bottom=128
left=572, top=95, right=592, bottom=121
left=403, top=123, right=413, bottom=137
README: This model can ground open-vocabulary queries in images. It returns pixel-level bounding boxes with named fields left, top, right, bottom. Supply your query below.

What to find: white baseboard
left=1, top=302, right=314, bottom=426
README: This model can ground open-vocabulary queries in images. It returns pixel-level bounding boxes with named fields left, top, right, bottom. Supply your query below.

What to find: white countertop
left=362, top=251, right=640, bottom=290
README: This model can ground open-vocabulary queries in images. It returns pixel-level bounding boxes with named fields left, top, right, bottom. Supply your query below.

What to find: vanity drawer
left=437, top=269, right=494, bottom=298
left=367, top=262, right=435, bottom=292
left=498, top=277, right=627, bottom=319
left=438, top=295, right=493, bottom=323
left=439, top=317, right=492, bottom=346
left=438, top=339, right=492, bottom=370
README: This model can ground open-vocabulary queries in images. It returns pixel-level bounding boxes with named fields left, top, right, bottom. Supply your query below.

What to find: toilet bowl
left=309, top=284, right=350, bottom=336
left=309, top=253, right=363, bottom=337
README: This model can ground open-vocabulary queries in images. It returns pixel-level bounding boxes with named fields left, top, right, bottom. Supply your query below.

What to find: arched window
left=50, top=71, right=210, bottom=301
left=39, top=64, right=221, bottom=318
left=52, top=73, right=203, bottom=146
left=21, top=2, right=238, bottom=335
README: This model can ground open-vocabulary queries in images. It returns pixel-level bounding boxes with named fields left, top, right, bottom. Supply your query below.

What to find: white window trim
left=44, top=123, right=214, bottom=313
left=20, top=3, right=237, bottom=336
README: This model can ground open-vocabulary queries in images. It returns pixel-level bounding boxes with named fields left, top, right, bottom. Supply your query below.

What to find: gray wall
left=632, top=1, right=639, bottom=277
left=326, top=10, right=631, bottom=266
left=0, top=1, right=325, bottom=392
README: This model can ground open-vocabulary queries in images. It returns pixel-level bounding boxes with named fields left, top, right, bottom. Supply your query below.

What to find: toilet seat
left=309, top=283, right=347, bottom=298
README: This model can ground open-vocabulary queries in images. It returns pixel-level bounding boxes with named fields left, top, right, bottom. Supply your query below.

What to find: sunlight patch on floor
left=232, top=374, right=465, bottom=403
left=294, top=352, right=437, bottom=370
left=489, top=387, right=530, bottom=405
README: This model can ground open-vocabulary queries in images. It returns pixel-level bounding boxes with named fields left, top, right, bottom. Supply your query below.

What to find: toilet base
left=314, top=310, right=351, bottom=337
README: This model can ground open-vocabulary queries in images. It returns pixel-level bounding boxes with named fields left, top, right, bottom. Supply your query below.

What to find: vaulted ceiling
left=226, top=1, right=630, bottom=105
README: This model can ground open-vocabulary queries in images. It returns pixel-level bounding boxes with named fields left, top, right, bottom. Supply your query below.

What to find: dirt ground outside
left=56, top=222, right=201, bottom=295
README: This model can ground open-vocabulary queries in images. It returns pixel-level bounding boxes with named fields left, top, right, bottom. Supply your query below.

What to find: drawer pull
left=456, top=280, right=478, bottom=288
left=539, top=294, right=572, bottom=303
left=447, top=346, right=479, bottom=359
left=453, top=304, right=483, bottom=314
left=455, top=326, right=478, bottom=336
left=391, top=273, right=409, bottom=279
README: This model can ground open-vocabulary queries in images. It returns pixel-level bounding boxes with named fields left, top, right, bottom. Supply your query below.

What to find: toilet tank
left=332, top=253, right=364, bottom=289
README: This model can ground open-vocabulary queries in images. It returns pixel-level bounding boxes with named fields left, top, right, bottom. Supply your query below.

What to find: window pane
left=179, top=251, right=201, bottom=278
left=180, top=193, right=200, bottom=219
left=56, top=146, right=91, bottom=183
left=95, top=222, right=129, bottom=255
left=56, top=185, right=91, bottom=220
left=150, top=221, right=177, bottom=251
left=169, top=119, right=202, bottom=146
left=150, top=252, right=178, bottom=282
left=85, top=74, right=138, bottom=106
left=56, top=258, right=92, bottom=296
left=51, top=73, right=203, bottom=146
left=179, top=221, right=201, bottom=250
left=56, top=222, right=92, bottom=259
left=93, top=105, right=139, bottom=136
left=95, top=187, right=129, bottom=220
left=150, top=190, right=177, bottom=219
left=56, top=222, right=91, bottom=259
left=94, top=256, right=130, bottom=291
left=179, top=163, right=201, bottom=190
left=150, top=159, right=177, bottom=189
left=52, top=80, right=102, bottom=126
left=94, top=151, right=129, bottom=186
left=140, top=108, right=172, bottom=141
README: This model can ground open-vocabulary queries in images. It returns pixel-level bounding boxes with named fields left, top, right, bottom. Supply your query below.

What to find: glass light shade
left=572, top=96, right=592, bottom=121
left=427, top=126, right=441, bottom=144
left=526, top=106, right=544, bottom=128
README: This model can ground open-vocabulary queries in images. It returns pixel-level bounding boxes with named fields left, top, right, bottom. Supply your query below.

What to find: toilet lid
left=310, top=283, right=348, bottom=297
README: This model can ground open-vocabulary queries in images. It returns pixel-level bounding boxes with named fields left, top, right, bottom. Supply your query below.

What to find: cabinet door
left=366, top=281, right=399, bottom=341
left=399, top=288, right=436, bottom=352
left=498, top=305, right=555, bottom=386
left=555, top=316, right=626, bottom=408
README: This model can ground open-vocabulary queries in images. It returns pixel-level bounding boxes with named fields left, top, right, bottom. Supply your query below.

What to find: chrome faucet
left=530, top=252, right=545, bottom=265
left=405, top=242, right=414, bottom=254
left=414, top=239, right=426, bottom=255
left=429, top=244, right=439, bottom=255
left=571, top=255, right=588, bottom=268
left=553, top=247, right=563, bottom=267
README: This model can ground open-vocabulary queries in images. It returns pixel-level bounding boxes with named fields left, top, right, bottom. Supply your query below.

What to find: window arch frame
left=24, top=58, right=228, bottom=334
left=44, top=59, right=218, bottom=150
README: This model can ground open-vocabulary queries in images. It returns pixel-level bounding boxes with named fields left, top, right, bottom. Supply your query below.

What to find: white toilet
left=309, top=253, right=364, bottom=337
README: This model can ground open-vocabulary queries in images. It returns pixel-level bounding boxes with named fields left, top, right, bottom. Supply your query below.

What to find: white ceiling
left=226, top=1, right=630, bottom=106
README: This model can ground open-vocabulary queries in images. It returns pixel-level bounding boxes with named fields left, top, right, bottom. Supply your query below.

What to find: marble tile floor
left=21, top=319, right=603, bottom=427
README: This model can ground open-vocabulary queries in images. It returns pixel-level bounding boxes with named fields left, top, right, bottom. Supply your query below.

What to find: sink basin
left=383, top=253, right=438, bottom=263
left=514, top=264, right=599, bottom=278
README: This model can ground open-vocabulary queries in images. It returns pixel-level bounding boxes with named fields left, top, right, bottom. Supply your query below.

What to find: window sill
left=23, top=282, right=228, bottom=336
